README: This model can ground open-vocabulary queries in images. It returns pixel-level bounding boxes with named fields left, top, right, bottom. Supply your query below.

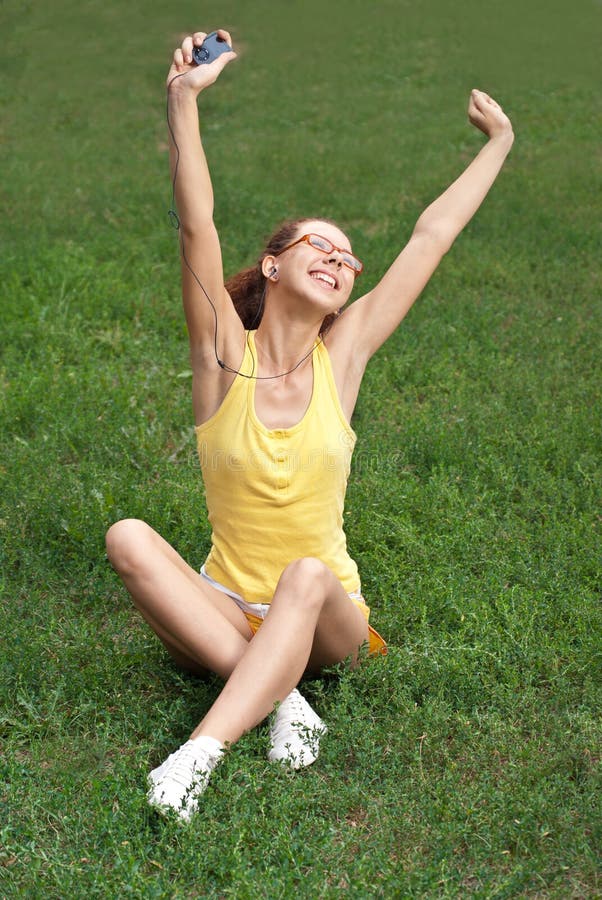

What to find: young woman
left=106, top=29, right=514, bottom=820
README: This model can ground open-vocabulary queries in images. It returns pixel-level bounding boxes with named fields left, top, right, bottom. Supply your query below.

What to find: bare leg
left=107, top=527, right=367, bottom=748
left=192, top=557, right=368, bottom=744
left=105, top=519, right=252, bottom=679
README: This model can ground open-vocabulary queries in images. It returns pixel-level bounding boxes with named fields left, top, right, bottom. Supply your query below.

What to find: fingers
left=471, top=89, right=503, bottom=113
left=469, top=91, right=497, bottom=122
left=180, top=32, right=207, bottom=65
left=168, top=29, right=236, bottom=89
left=468, top=89, right=512, bottom=139
left=216, top=29, right=233, bottom=47
left=181, top=36, right=194, bottom=64
left=192, top=31, right=208, bottom=56
left=211, top=49, right=237, bottom=78
left=174, top=30, right=234, bottom=66
left=470, top=89, right=487, bottom=115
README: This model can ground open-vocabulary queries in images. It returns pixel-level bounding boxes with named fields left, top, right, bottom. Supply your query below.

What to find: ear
left=261, top=256, right=277, bottom=279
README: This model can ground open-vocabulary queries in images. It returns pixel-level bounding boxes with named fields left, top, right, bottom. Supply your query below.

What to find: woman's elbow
left=412, top=223, right=455, bottom=257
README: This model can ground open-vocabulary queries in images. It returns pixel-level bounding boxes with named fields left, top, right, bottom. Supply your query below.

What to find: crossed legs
left=105, top=518, right=369, bottom=747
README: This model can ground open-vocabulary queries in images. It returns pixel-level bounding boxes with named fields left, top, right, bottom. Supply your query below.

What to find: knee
left=277, top=557, right=333, bottom=610
left=105, top=518, right=153, bottom=575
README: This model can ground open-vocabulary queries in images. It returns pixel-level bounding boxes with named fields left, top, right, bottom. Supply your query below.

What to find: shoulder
left=324, top=297, right=372, bottom=370
left=323, top=308, right=370, bottom=422
left=191, top=329, right=250, bottom=426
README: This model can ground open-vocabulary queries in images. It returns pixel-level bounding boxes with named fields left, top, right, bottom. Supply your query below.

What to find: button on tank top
left=195, top=331, right=360, bottom=605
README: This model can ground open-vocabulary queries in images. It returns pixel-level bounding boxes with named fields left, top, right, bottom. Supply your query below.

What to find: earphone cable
left=166, top=73, right=328, bottom=381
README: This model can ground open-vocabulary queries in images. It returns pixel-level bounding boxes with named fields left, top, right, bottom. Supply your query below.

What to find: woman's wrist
left=167, top=77, right=202, bottom=105
left=489, top=128, right=515, bottom=153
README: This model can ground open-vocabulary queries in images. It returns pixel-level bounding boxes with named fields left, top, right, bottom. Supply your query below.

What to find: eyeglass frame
left=275, top=233, right=364, bottom=276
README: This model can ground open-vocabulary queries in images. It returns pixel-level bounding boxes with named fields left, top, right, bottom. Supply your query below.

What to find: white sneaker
left=147, top=737, right=223, bottom=821
left=268, top=689, right=327, bottom=769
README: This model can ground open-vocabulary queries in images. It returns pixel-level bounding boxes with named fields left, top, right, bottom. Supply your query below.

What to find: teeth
left=310, top=272, right=336, bottom=288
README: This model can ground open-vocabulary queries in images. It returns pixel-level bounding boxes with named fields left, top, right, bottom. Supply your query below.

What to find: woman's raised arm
left=166, top=30, right=244, bottom=366
left=335, top=90, right=514, bottom=365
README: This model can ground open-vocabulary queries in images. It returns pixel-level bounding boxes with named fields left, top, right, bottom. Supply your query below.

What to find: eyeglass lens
left=308, top=235, right=361, bottom=272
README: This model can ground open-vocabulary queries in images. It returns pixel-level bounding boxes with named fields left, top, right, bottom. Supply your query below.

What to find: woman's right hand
left=166, top=30, right=237, bottom=94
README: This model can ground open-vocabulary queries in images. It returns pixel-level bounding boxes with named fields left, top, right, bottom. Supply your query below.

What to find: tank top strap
left=314, top=339, right=357, bottom=439
left=194, top=333, right=256, bottom=436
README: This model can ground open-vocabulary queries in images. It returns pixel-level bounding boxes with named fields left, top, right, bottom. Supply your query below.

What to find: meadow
left=1, top=0, right=600, bottom=896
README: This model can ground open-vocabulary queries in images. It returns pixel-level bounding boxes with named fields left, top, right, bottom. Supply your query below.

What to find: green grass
left=1, top=0, right=600, bottom=896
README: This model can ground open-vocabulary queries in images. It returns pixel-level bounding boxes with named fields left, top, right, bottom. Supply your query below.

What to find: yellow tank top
left=195, top=331, right=360, bottom=605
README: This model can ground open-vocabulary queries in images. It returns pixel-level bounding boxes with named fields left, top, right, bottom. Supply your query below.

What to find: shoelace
left=158, top=744, right=209, bottom=788
left=271, top=693, right=313, bottom=735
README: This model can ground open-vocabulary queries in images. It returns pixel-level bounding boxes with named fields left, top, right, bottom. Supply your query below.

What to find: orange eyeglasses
left=277, top=233, right=363, bottom=275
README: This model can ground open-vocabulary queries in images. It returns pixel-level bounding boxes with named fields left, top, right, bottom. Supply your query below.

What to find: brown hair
left=225, top=217, right=341, bottom=334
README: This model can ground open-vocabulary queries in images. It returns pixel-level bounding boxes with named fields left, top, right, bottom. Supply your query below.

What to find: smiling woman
left=105, top=27, right=515, bottom=820
left=224, top=217, right=352, bottom=336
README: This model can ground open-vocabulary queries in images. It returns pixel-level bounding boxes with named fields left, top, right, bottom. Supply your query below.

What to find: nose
left=327, top=253, right=343, bottom=268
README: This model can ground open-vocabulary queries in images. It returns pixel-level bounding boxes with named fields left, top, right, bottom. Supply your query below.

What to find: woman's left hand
left=468, top=89, right=513, bottom=141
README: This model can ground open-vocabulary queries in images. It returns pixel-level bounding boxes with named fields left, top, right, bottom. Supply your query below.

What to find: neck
left=254, top=309, right=322, bottom=375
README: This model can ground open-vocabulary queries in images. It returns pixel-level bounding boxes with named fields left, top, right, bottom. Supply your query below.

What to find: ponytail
left=224, top=264, right=265, bottom=329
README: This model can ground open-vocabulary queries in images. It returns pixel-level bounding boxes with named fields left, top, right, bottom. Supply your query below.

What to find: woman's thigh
left=107, top=517, right=252, bottom=638
left=270, top=557, right=369, bottom=674
left=107, top=519, right=253, bottom=679
left=306, top=594, right=369, bottom=673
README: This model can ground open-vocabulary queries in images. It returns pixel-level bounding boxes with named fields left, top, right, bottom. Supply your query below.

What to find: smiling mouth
left=309, top=270, right=338, bottom=289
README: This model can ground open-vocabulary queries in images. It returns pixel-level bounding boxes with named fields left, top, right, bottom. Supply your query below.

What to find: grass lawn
left=1, top=0, right=600, bottom=896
